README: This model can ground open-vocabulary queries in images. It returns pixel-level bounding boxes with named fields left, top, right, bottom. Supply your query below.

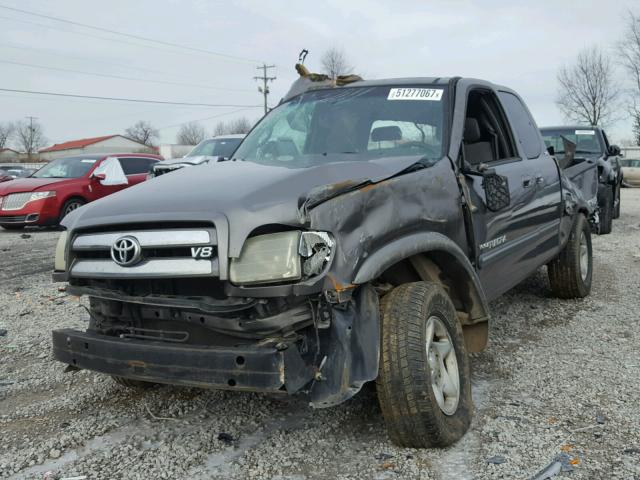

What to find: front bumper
left=52, top=328, right=313, bottom=392
left=0, top=198, right=58, bottom=226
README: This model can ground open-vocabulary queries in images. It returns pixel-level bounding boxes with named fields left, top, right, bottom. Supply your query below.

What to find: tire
left=613, top=185, right=621, bottom=219
left=111, top=376, right=157, bottom=389
left=598, top=187, right=613, bottom=234
left=59, top=198, right=86, bottom=223
left=1, top=225, right=25, bottom=231
left=548, top=214, right=593, bottom=299
left=376, top=281, right=473, bottom=448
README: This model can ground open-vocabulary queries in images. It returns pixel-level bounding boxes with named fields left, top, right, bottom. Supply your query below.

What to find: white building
left=0, top=148, right=20, bottom=162
left=39, top=135, right=154, bottom=161
left=159, top=144, right=192, bottom=160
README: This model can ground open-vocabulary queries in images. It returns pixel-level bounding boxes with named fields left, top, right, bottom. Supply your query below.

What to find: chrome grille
left=70, top=228, right=218, bottom=279
left=1, top=192, right=32, bottom=211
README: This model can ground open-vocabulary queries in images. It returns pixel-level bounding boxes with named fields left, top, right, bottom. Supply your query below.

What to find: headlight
left=30, top=191, right=56, bottom=202
left=54, top=230, right=68, bottom=271
left=230, top=230, right=334, bottom=285
left=230, top=231, right=301, bottom=285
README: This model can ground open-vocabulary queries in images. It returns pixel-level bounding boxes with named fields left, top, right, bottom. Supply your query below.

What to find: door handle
left=522, top=176, right=533, bottom=188
left=536, top=175, right=545, bottom=186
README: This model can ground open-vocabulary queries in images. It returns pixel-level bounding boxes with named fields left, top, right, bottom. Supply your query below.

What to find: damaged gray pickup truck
left=52, top=77, right=597, bottom=448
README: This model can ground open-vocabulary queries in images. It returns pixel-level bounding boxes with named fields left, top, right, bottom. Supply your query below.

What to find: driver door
left=461, top=89, right=548, bottom=300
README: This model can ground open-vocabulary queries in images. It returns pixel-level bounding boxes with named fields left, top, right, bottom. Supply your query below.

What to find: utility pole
left=25, top=116, right=38, bottom=160
left=254, top=64, right=276, bottom=115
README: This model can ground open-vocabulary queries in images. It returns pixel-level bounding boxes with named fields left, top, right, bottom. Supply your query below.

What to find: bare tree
left=177, top=122, right=206, bottom=145
left=15, top=119, right=46, bottom=159
left=0, top=122, right=15, bottom=150
left=228, top=117, right=252, bottom=134
left=619, top=10, right=640, bottom=145
left=556, top=46, right=619, bottom=126
left=212, top=117, right=253, bottom=136
left=125, top=120, right=159, bottom=146
left=320, top=47, right=354, bottom=80
left=633, top=113, right=640, bottom=146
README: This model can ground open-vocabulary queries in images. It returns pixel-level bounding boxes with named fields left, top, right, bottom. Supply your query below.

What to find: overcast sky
left=0, top=0, right=637, bottom=148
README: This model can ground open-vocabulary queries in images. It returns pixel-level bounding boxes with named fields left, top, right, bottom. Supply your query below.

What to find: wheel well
left=62, top=195, right=87, bottom=205
left=376, top=251, right=489, bottom=352
left=58, top=196, right=87, bottom=219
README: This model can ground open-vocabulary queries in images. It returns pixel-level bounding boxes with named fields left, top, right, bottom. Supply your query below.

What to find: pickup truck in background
left=51, top=76, right=597, bottom=448
left=541, top=126, right=623, bottom=234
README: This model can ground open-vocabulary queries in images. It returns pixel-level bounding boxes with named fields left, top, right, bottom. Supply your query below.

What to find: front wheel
left=59, top=198, right=86, bottom=223
left=548, top=214, right=593, bottom=299
left=376, top=281, right=473, bottom=448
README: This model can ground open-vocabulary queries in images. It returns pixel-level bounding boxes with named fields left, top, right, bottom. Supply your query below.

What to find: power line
left=0, top=87, right=263, bottom=108
left=254, top=64, right=276, bottom=115
left=0, top=41, right=195, bottom=78
left=0, top=14, right=195, bottom=57
left=158, top=107, right=256, bottom=131
left=0, top=59, right=254, bottom=93
left=0, top=4, right=263, bottom=64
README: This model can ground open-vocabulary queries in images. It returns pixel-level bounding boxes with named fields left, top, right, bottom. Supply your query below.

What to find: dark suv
left=52, top=77, right=597, bottom=448
left=541, top=126, right=623, bottom=233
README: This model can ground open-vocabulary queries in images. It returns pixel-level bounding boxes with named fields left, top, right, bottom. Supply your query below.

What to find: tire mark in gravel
left=6, top=408, right=205, bottom=480
left=432, top=377, right=491, bottom=480
left=6, top=423, right=153, bottom=480
left=187, top=407, right=308, bottom=479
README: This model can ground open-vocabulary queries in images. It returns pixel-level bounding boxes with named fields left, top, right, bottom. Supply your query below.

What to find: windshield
left=187, top=138, right=243, bottom=158
left=32, top=156, right=99, bottom=178
left=541, top=128, right=603, bottom=156
left=233, top=85, right=447, bottom=168
left=621, top=159, right=640, bottom=168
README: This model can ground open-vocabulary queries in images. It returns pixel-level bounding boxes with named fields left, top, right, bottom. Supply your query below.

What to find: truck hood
left=0, top=177, right=68, bottom=195
left=63, top=155, right=428, bottom=254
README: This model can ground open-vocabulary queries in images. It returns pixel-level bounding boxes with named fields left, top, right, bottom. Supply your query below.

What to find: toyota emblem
left=111, top=235, right=142, bottom=267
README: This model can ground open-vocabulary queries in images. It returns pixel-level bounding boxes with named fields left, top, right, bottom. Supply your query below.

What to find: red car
left=0, top=153, right=161, bottom=230
left=0, top=169, right=13, bottom=183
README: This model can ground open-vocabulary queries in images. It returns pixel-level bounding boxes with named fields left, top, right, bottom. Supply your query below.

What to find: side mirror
left=608, top=144, right=621, bottom=157
left=91, top=172, right=107, bottom=181
left=546, top=145, right=555, bottom=156
left=462, top=162, right=511, bottom=211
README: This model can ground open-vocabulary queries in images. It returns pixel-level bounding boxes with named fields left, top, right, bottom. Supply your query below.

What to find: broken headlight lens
left=230, top=230, right=334, bottom=285
left=54, top=230, right=69, bottom=271
left=299, top=231, right=334, bottom=277
left=230, top=231, right=302, bottom=285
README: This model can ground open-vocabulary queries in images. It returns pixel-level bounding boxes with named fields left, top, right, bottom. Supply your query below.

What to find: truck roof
left=322, top=76, right=513, bottom=94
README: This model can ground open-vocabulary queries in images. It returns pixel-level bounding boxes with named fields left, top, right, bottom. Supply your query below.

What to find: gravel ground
left=1, top=189, right=640, bottom=480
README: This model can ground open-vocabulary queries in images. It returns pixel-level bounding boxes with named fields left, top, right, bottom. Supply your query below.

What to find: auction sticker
left=387, top=88, right=443, bottom=101
left=575, top=130, right=595, bottom=135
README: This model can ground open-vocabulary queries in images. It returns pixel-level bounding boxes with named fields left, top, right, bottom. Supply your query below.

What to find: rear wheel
left=376, top=281, right=473, bottom=448
left=548, top=214, right=592, bottom=299
left=59, top=198, right=86, bottom=223
left=598, top=187, right=613, bottom=234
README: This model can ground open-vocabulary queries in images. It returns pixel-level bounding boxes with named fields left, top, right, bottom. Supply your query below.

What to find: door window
left=462, top=90, right=517, bottom=166
left=498, top=92, right=542, bottom=159
left=118, top=157, right=156, bottom=175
